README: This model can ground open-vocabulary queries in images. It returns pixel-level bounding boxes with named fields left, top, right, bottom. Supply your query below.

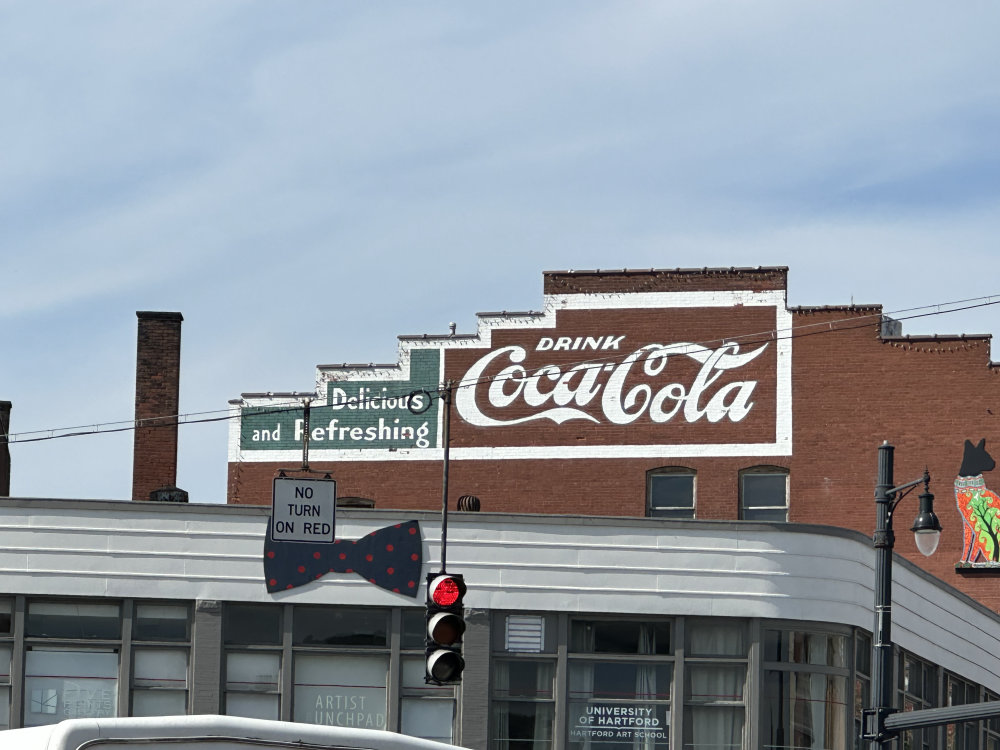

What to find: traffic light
left=425, top=572, right=466, bottom=684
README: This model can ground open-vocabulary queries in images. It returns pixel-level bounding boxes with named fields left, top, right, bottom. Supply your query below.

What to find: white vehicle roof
left=0, top=715, right=467, bottom=750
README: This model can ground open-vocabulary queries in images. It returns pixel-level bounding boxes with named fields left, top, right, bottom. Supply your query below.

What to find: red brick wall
left=543, top=266, right=788, bottom=294
left=132, top=312, right=183, bottom=501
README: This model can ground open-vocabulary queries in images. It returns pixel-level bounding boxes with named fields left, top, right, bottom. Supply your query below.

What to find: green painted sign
left=240, top=349, right=440, bottom=451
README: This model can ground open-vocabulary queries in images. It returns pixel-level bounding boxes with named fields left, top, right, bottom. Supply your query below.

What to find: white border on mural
left=230, top=290, right=792, bottom=461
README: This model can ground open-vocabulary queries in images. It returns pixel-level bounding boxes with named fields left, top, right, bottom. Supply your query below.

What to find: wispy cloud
left=2, top=1, right=998, bottom=500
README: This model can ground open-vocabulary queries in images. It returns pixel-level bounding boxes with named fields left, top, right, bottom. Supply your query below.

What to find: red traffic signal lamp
left=425, top=572, right=466, bottom=684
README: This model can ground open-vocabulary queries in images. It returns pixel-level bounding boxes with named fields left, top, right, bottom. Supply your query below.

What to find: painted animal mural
left=955, top=438, right=1000, bottom=564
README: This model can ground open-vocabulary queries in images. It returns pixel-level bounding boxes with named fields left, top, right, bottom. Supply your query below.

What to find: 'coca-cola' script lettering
left=455, top=342, right=769, bottom=427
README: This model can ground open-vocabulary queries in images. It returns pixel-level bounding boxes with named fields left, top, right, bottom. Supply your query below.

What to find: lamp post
left=867, top=440, right=942, bottom=750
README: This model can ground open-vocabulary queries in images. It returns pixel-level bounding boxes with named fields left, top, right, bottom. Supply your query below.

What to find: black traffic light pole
left=408, top=380, right=455, bottom=573
left=439, top=381, right=453, bottom=573
left=409, top=381, right=467, bottom=684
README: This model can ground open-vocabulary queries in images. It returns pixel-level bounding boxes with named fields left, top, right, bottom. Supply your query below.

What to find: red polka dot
left=334, top=539, right=340, bottom=544
left=313, top=552, right=321, bottom=559
left=346, top=568, right=353, bottom=574
left=393, top=588, right=400, bottom=593
left=366, top=554, right=373, bottom=562
left=387, top=567, right=395, bottom=575
left=386, top=544, right=394, bottom=552
left=297, top=565, right=305, bottom=573
left=352, top=540, right=357, bottom=544
left=369, top=531, right=376, bottom=537
left=394, top=523, right=401, bottom=528
left=409, top=527, right=417, bottom=534
left=407, top=580, right=415, bottom=588
left=315, top=573, right=323, bottom=579
left=411, top=553, right=419, bottom=561
left=266, top=551, right=275, bottom=559
left=369, top=578, right=376, bottom=583
left=339, top=553, right=347, bottom=560
left=269, top=579, right=277, bottom=586
left=286, top=584, right=294, bottom=590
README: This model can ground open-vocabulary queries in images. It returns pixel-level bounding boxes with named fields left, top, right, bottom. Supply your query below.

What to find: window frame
left=646, top=466, right=697, bottom=520
left=740, top=466, right=790, bottom=522
left=130, top=601, right=192, bottom=718
left=761, top=624, right=853, bottom=750
left=683, top=618, right=750, bottom=750
left=0, top=598, right=12, bottom=730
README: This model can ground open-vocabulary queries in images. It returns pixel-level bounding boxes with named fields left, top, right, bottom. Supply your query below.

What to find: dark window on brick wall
left=740, top=467, right=789, bottom=521
left=647, top=467, right=696, bottom=519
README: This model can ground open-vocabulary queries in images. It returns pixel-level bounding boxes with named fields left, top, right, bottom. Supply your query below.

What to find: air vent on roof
left=881, top=315, right=902, bottom=337
left=457, top=494, right=481, bottom=511
left=337, top=496, right=375, bottom=508
left=149, top=485, right=189, bottom=503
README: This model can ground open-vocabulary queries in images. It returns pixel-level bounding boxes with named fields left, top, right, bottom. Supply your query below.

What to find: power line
left=6, top=294, right=999, bottom=446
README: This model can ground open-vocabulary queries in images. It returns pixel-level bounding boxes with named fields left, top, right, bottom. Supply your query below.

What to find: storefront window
left=223, top=603, right=282, bottom=720
left=763, top=670, right=848, bottom=750
left=26, top=601, right=120, bottom=639
left=24, top=648, right=118, bottom=726
left=763, top=628, right=850, bottom=750
left=855, top=632, right=871, bottom=750
left=400, top=610, right=456, bottom=743
left=0, top=598, right=11, bottom=728
left=568, top=662, right=671, bottom=749
left=492, top=659, right=555, bottom=749
left=402, top=609, right=426, bottom=649
left=293, top=606, right=388, bottom=647
left=132, top=648, right=188, bottom=717
left=946, top=673, right=978, bottom=750
left=567, top=619, right=673, bottom=749
left=0, top=598, right=11, bottom=634
left=401, top=656, right=455, bottom=743
left=984, top=691, right=1000, bottom=750
left=224, top=603, right=282, bottom=646
left=225, top=651, right=280, bottom=720
left=684, top=620, right=747, bottom=750
left=765, top=631, right=847, bottom=667
left=131, top=603, right=190, bottom=717
left=900, top=653, right=939, bottom=750
left=292, top=653, right=388, bottom=729
left=571, top=620, right=670, bottom=655
left=0, top=644, right=10, bottom=730
left=134, top=604, right=189, bottom=641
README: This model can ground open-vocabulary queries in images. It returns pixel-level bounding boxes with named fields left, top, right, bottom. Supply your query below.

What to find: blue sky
left=2, top=1, right=998, bottom=502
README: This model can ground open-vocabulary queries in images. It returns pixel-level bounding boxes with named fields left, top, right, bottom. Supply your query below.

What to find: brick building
left=4, top=267, right=999, bottom=749
left=229, top=267, right=1000, bottom=610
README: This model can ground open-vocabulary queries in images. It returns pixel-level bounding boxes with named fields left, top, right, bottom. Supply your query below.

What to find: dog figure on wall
left=956, top=438, right=1000, bottom=564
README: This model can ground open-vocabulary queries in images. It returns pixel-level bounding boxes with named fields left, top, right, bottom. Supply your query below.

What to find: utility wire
left=5, top=294, right=999, bottom=446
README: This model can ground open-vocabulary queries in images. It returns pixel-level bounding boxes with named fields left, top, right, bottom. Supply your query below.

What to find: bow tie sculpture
left=264, top=519, right=423, bottom=596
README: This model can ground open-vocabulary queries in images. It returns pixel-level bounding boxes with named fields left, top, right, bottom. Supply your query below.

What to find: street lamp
left=867, top=440, right=942, bottom=749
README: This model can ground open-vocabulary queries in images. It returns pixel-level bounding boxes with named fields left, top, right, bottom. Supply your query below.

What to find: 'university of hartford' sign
left=232, top=289, right=792, bottom=462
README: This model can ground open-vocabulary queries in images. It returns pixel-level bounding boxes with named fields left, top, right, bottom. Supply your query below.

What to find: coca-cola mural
left=456, top=340, right=768, bottom=428
left=235, top=290, right=792, bottom=461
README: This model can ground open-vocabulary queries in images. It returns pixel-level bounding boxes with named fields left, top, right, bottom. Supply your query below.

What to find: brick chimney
left=132, top=312, right=187, bottom=502
left=0, top=401, right=10, bottom=496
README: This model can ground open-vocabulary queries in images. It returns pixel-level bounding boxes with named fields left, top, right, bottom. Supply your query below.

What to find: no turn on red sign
left=271, top=477, right=336, bottom=543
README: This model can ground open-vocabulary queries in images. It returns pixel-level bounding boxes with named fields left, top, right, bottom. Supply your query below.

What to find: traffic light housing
left=425, top=572, right=466, bottom=684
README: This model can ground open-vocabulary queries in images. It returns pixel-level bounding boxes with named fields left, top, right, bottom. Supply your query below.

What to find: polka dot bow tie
left=264, top=520, right=423, bottom=596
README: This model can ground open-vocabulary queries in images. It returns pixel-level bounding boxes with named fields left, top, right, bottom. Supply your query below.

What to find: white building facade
left=0, top=496, right=998, bottom=750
